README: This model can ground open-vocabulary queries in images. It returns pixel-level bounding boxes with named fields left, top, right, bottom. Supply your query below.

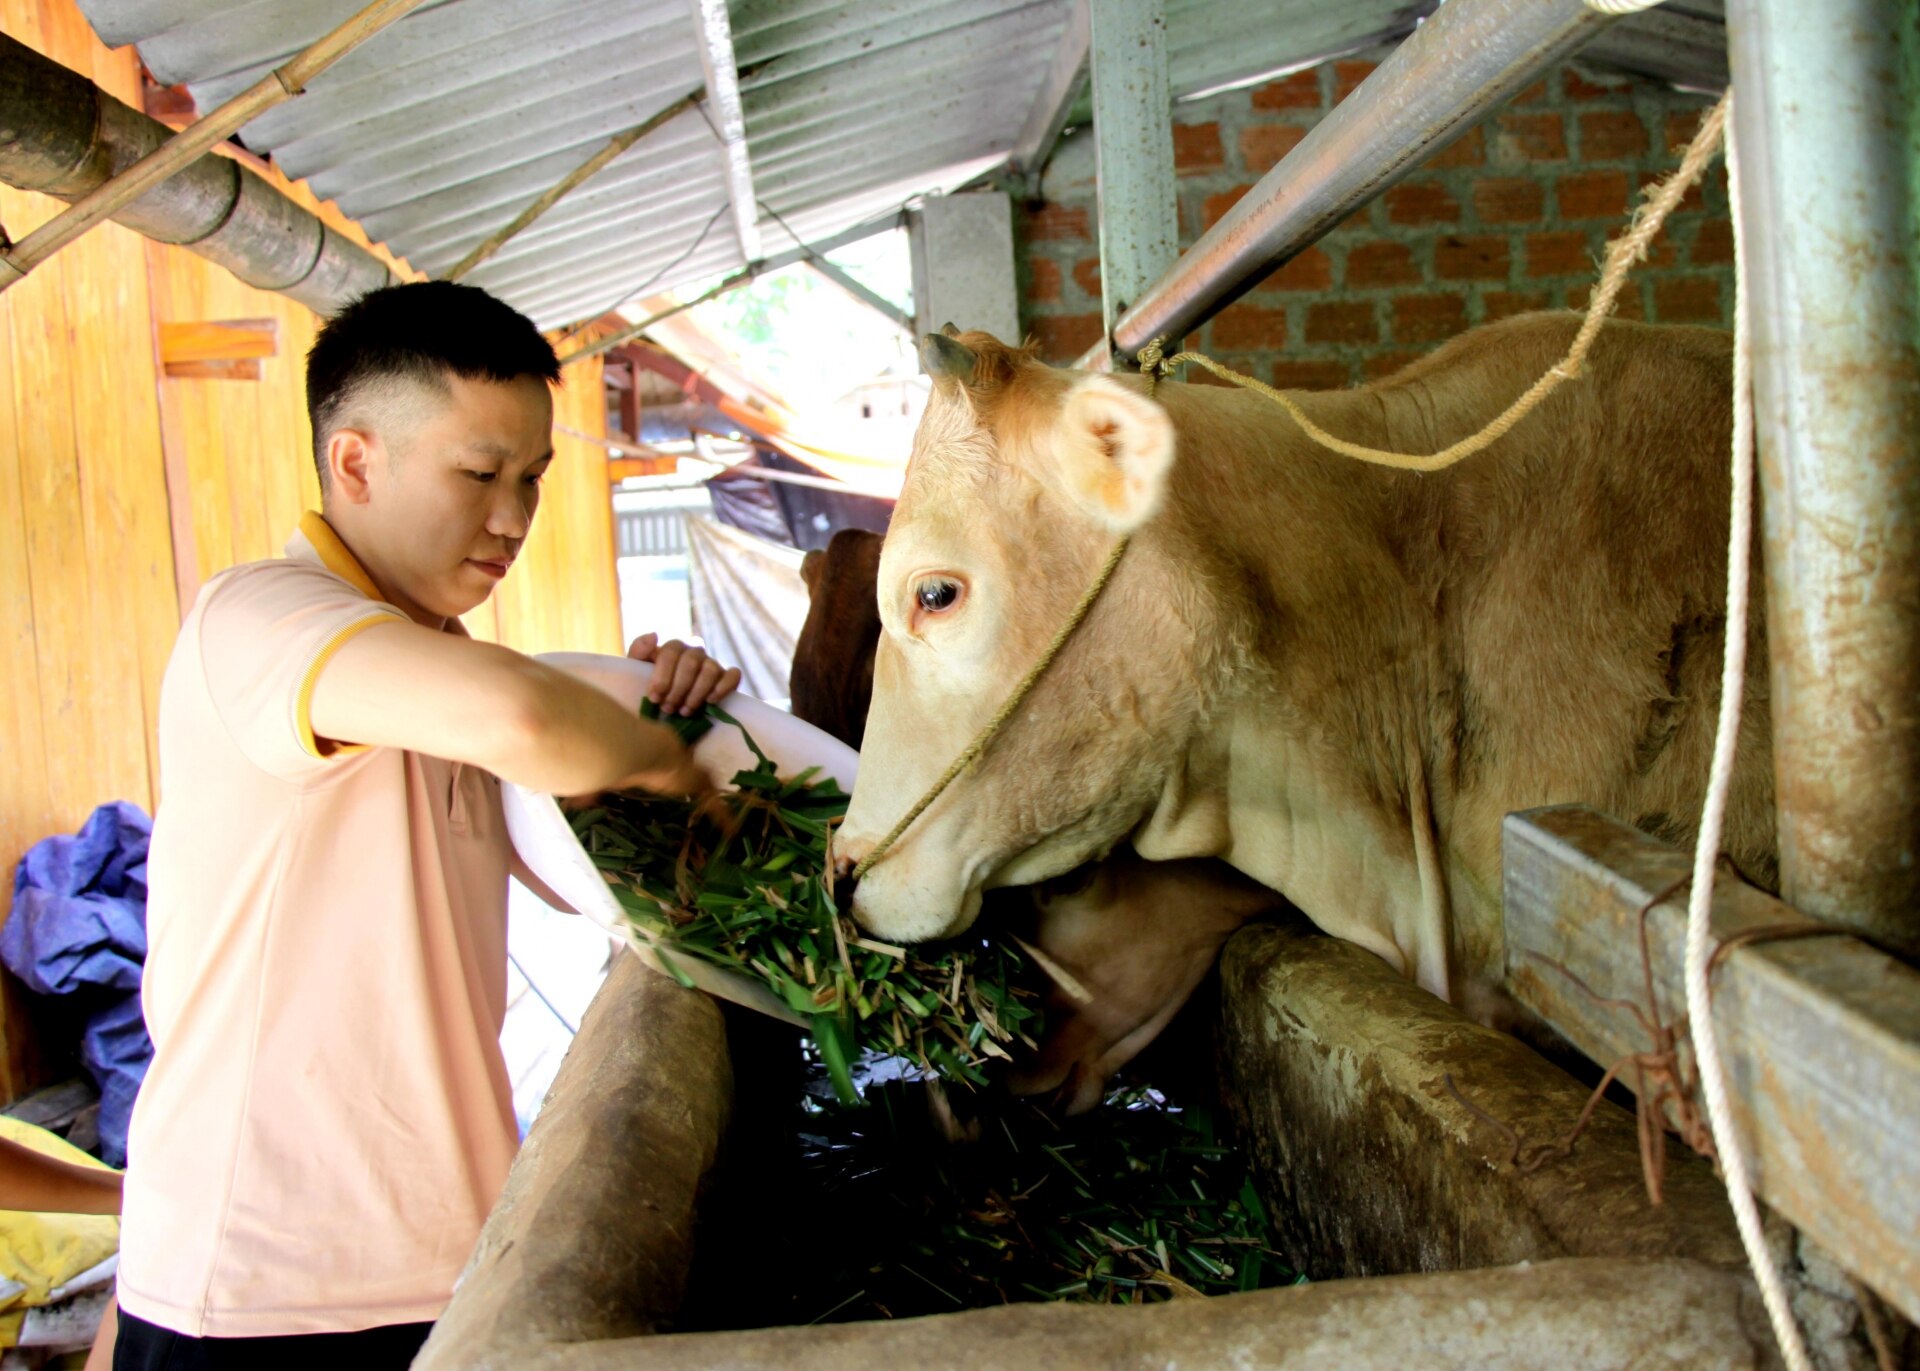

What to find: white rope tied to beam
left=1684, top=94, right=1815, bottom=1371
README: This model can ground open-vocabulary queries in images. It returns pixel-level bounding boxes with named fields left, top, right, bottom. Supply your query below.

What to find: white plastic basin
left=502, top=652, right=860, bottom=1027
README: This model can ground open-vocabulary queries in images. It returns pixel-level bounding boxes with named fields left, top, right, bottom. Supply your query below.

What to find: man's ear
left=1050, top=376, right=1176, bottom=533
left=325, top=429, right=378, bottom=506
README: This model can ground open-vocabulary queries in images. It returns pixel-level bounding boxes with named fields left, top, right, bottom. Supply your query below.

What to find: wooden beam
left=158, top=318, right=279, bottom=366
left=445, top=90, right=702, bottom=283
left=1502, top=806, right=1920, bottom=1324
left=161, top=359, right=263, bottom=381
left=803, top=257, right=910, bottom=333
left=0, top=0, right=432, bottom=294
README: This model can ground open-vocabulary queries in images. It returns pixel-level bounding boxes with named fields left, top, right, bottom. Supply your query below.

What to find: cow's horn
left=939, top=321, right=962, bottom=338
left=921, top=332, right=976, bottom=383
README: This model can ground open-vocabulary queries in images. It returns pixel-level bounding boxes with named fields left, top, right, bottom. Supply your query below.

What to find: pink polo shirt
left=118, top=512, right=518, bottom=1337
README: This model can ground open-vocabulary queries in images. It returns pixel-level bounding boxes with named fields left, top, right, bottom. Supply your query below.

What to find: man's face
left=347, top=372, right=555, bottom=621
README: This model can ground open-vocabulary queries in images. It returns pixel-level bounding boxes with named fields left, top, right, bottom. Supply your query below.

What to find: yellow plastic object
left=0, top=1117, right=119, bottom=1348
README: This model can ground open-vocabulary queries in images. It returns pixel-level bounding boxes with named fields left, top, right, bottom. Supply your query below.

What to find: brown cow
left=831, top=313, right=1774, bottom=1030
left=789, top=531, right=1272, bottom=1112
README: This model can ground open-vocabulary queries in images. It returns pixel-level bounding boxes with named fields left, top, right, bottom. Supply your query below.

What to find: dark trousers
left=113, top=1308, right=433, bottom=1371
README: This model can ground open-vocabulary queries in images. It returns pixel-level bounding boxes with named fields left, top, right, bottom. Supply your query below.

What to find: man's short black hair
left=305, top=281, right=561, bottom=487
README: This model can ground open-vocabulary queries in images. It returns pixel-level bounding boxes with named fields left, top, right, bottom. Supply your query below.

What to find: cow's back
left=791, top=529, right=886, bottom=749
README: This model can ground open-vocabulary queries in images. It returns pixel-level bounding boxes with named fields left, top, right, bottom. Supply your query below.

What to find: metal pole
left=1089, top=0, right=1178, bottom=339
left=1726, top=0, right=1920, bottom=956
left=688, top=0, right=763, bottom=262
left=1084, top=0, right=1620, bottom=369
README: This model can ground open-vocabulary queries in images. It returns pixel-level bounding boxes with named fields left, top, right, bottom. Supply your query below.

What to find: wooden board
left=1503, top=806, right=1920, bottom=1324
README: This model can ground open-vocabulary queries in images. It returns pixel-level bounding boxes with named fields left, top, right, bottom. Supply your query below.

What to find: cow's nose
left=828, top=836, right=871, bottom=918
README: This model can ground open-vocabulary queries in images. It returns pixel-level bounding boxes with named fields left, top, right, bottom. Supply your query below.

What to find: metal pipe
left=0, top=0, right=429, bottom=293
left=1089, top=0, right=1178, bottom=335
left=1726, top=0, right=1920, bottom=957
left=0, top=33, right=395, bottom=313
left=688, top=0, right=762, bottom=262
left=1082, top=0, right=1623, bottom=369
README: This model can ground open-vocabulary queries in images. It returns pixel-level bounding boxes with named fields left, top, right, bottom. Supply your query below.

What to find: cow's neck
left=1128, top=380, right=1460, bottom=996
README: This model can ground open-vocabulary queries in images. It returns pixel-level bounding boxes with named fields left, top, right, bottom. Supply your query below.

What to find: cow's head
left=833, top=330, right=1216, bottom=943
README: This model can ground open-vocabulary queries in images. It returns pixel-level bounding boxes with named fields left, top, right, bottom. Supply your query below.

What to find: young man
left=113, top=282, right=739, bottom=1369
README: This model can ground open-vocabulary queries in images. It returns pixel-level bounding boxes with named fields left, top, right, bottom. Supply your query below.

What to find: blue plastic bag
left=3, top=802, right=154, bottom=1166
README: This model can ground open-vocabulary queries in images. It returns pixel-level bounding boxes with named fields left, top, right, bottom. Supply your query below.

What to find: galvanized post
left=1726, top=0, right=1920, bottom=956
left=1088, top=0, right=1178, bottom=347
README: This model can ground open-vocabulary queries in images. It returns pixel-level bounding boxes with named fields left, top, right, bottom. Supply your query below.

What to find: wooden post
left=0, top=0, right=431, bottom=294
left=1503, top=806, right=1920, bottom=1324
left=1088, top=0, right=1178, bottom=347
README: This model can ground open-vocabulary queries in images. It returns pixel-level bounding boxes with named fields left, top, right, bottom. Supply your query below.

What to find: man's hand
left=628, top=634, right=742, bottom=716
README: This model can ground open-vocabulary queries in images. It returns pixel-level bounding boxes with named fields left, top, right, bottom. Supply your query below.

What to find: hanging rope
left=1682, top=95, right=1815, bottom=1371
left=1137, top=90, right=1731, bottom=471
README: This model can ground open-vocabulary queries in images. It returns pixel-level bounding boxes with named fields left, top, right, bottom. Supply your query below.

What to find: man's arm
left=308, top=621, right=705, bottom=796
left=0, top=1136, right=121, bottom=1216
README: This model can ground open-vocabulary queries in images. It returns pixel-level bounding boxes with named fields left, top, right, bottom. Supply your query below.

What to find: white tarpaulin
left=683, top=515, right=810, bottom=703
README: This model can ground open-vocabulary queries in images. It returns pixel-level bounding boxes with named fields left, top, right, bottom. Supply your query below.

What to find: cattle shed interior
left=0, top=0, right=1916, bottom=1367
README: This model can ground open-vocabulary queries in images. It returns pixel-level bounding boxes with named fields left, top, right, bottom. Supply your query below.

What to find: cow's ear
left=1053, top=376, right=1175, bottom=532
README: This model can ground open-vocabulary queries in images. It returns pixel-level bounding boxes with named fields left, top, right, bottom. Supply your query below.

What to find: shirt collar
left=288, top=510, right=388, bottom=603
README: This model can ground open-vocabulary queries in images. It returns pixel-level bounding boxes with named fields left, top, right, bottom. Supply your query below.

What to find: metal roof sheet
left=69, top=0, right=1725, bottom=330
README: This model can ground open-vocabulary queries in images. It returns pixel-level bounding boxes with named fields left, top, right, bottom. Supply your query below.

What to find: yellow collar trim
left=298, top=511, right=387, bottom=604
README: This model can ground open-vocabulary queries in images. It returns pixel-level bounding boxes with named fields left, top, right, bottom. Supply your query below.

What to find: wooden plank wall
left=0, top=0, right=622, bottom=1102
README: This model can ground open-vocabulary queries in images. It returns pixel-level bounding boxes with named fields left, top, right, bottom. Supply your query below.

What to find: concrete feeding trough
left=413, top=656, right=1861, bottom=1369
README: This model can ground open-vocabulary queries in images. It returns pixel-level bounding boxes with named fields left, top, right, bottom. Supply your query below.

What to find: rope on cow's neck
left=848, top=534, right=1131, bottom=884
left=1135, top=89, right=1732, bottom=465
left=848, top=92, right=1731, bottom=886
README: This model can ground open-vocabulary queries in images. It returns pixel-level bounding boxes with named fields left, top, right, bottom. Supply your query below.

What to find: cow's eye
left=915, top=579, right=962, bottom=614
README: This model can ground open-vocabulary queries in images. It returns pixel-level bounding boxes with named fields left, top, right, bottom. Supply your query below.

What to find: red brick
left=1567, top=281, right=1645, bottom=320
left=1239, top=123, right=1307, bottom=175
left=1022, top=202, right=1090, bottom=242
left=1563, top=67, right=1624, bottom=101
left=1642, top=234, right=1679, bottom=269
left=1028, top=312, right=1104, bottom=363
left=1071, top=257, right=1101, bottom=296
left=1271, top=359, right=1352, bottom=391
left=1423, top=126, right=1486, bottom=170
left=1254, top=247, right=1333, bottom=292
left=1201, top=183, right=1254, bottom=231
left=1473, top=176, right=1545, bottom=224
left=1305, top=300, right=1377, bottom=345
left=1691, top=217, right=1734, bottom=266
left=1392, top=293, right=1466, bottom=343
left=1652, top=276, right=1722, bottom=323
left=1211, top=303, right=1289, bottom=351
left=1173, top=121, right=1225, bottom=175
left=1496, top=112, right=1567, bottom=162
left=1346, top=240, right=1421, bottom=288
left=1525, top=230, right=1593, bottom=278
left=1362, top=350, right=1425, bottom=382
left=1436, top=234, right=1511, bottom=281
left=1384, top=180, right=1460, bottom=225
left=1665, top=108, right=1706, bottom=155
left=1332, top=60, right=1377, bottom=104
left=1482, top=289, right=1552, bottom=322
left=1638, top=169, right=1709, bottom=213
left=1027, top=257, right=1063, bottom=304
left=1251, top=70, right=1320, bottom=110
left=1558, top=170, right=1630, bottom=220
left=1510, top=78, right=1548, bottom=105
left=1579, top=110, right=1648, bottom=161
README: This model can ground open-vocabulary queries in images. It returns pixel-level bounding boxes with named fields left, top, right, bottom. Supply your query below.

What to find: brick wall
left=1017, top=57, right=1733, bottom=386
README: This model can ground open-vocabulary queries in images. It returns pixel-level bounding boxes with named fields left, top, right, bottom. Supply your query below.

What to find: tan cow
left=831, top=312, right=1775, bottom=1023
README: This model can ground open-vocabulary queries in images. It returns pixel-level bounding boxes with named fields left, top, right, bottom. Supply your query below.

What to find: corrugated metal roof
left=70, top=0, right=1724, bottom=330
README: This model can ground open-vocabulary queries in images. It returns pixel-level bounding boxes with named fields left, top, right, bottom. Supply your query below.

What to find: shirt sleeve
left=196, top=563, right=409, bottom=783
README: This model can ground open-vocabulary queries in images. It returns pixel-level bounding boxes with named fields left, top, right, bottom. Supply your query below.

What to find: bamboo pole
left=445, top=90, right=703, bottom=283
left=560, top=270, right=753, bottom=366
left=0, top=0, right=432, bottom=294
